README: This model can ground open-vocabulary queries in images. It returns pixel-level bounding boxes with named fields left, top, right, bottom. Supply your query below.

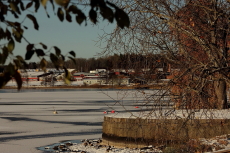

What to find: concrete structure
left=102, top=110, right=230, bottom=148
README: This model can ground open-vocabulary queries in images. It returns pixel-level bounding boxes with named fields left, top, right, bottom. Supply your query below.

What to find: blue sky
left=4, top=1, right=116, bottom=63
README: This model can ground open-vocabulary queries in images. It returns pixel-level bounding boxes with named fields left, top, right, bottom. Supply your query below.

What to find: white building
left=83, top=78, right=104, bottom=85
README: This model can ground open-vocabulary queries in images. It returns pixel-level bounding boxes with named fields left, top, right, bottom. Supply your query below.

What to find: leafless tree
left=98, top=0, right=230, bottom=109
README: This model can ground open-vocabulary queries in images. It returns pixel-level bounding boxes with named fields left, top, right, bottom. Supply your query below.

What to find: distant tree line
left=41, top=53, right=167, bottom=72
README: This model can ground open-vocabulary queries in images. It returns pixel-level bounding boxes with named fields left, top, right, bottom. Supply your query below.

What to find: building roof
left=73, top=72, right=95, bottom=76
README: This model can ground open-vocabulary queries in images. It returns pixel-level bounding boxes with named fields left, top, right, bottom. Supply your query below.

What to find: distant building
left=90, top=69, right=106, bottom=74
left=83, top=78, right=103, bottom=85
left=72, top=72, right=96, bottom=81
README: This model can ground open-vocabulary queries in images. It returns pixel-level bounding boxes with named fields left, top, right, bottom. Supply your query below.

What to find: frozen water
left=0, top=89, right=147, bottom=153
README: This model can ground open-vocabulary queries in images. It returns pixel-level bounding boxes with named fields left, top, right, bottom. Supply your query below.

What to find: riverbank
left=39, top=136, right=230, bottom=153
left=3, top=84, right=164, bottom=90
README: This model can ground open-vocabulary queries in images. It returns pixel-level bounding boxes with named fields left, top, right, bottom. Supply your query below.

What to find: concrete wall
left=102, top=116, right=230, bottom=148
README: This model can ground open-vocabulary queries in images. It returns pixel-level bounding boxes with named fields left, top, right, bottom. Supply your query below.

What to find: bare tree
left=99, top=0, right=230, bottom=109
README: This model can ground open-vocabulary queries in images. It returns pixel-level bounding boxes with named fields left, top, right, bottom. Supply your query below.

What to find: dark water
left=37, top=139, right=82, bottom=153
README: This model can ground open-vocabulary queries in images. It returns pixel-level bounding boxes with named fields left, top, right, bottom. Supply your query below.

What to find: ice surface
left=0, top=89, right=144, bottom=153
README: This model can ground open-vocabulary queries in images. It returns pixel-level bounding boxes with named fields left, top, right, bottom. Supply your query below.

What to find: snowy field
left=0, top=89, right=151, bottom=153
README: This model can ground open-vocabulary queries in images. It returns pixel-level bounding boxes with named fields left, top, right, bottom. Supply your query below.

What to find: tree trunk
left=214, top=79, right=228, bottom=109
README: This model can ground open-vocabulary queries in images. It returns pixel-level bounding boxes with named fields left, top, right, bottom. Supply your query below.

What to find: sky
left=3, top=1, right=116, bottom=63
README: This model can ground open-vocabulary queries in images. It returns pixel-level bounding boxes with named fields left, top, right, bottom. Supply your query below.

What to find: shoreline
left=2, top=84, right=164, bottom=90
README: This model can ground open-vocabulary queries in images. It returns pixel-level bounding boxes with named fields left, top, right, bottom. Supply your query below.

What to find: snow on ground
left=107, top=109, right=230, bottom=119
left=0, top=89, right=146, bottom=153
